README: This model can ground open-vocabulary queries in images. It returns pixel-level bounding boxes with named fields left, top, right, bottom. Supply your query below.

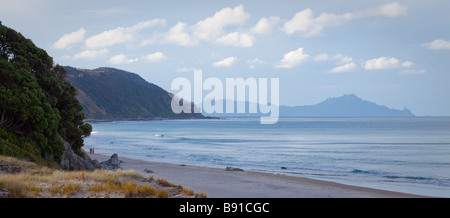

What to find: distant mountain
left=204, top=94, right=414, bottom=117
left=65, top=67, right=204, bottom=121
left=280, top=94, right=414, bottom=117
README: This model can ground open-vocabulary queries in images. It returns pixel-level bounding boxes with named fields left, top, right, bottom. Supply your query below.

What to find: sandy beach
left=89, top=153, right=425, bottom=198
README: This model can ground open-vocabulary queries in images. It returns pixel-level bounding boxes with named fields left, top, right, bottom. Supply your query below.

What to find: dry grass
left=0, top=155, right=206, bottom=198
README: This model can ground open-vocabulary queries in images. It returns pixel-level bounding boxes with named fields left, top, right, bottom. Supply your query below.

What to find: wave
left=351, top=169, right=380, bottom=175
left=351, top=169, right=450, bottom=187
left=383, top=175, right=434, bottom=181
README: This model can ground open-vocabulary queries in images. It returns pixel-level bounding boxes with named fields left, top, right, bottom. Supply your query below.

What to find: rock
left=60, top=136, right=100, bottom=171
left=91, top=159, right=101, bottom=168
left=225, top=166, right=244, bottom=171
left=99, top=153, right=121, bottom=170
left=281, top=167, right=287, bottom=169
left=144, top=168, right=154, bottom=173
left=0, top=188, right=9, bottom=198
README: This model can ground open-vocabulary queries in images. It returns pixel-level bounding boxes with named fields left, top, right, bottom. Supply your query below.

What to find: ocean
left=84, top=117, right=450, bottom=197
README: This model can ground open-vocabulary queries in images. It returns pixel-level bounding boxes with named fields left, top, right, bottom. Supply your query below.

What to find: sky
left=1, top=0, right=450, bottom=116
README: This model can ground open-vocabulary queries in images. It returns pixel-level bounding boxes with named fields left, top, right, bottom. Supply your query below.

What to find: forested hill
left=65, top=66, right=205, bottom=120
left=0, top=22, right=91, bottom=162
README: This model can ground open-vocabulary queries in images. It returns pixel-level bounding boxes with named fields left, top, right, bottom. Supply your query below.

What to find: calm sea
left=84, top=117, right=450, bottom=197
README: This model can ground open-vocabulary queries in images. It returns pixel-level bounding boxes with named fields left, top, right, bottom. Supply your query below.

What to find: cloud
left=142, top=52, right=166, bottom=63
left=251, top=16, right=280, bottom=35
left=329, top=62, right=358, bottom=73
left=365, top=2, right=408, bottom=17
left=364, top=57, right=400, bottom=70
left=282, top=8, right=356, bottom=37
left=213, top=57, right=238, bottom=67
left=363, top=57, right=412, bottom=70
left=216, top=32, right=254, bottom=47
left=333, top=54, right=353, bottom=65
left=424, top=39, right=450, bottom=50
left=402, top=61, right=413, bottom=68
left=85, top=19, right=165, bottom=49
left=73, top=48, right=108, bottom=60
left=163, top=5, right=251, bottom=47
left=192, top=4, right=249, bottom=41
left=247, top=58, right=267, bottom=69
left=282, top=2, right=407, bottom=37
left=51, top=27, right=86, bottom=49
left=275, top=48, right=310, bottom=68
left=313, top=53, right=329, bottom=62
left=109, top=54, right=139, bottom=64
left=312, top=53, right=357, bottom=72
left=164, top=22, right=197, bottom=46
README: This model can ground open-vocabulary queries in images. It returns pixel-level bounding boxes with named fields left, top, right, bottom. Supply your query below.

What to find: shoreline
left=88, top=152, right=427, bottom=198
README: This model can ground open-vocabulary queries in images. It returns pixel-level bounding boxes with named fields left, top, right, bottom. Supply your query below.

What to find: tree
left=0, top=22, right=91, bottom=161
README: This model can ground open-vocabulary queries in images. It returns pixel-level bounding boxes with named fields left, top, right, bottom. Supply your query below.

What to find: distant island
left=205, top=94, right=414, bottom=117
left=280, top=94, right=414, bottom=117
left=65, top=66, right=205, bottom=121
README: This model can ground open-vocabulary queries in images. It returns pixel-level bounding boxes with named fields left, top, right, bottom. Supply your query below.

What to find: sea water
left=84, top=117, right=450, bottom=197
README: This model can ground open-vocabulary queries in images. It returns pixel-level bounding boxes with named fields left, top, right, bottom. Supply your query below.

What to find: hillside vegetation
left=0, top=21, right=91, bottom=163
left=65, top=66, right=204, bottom=120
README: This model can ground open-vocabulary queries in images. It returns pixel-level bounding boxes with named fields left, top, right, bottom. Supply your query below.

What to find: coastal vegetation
left=0, top=155, right=206, bottom=198
left=0, top=21, right=91, bottom=163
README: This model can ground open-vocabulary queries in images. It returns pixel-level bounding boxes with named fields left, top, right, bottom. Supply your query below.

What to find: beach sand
left=89, top=153, right=425, bottom=198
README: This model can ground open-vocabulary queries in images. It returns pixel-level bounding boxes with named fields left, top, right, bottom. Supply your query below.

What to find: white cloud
left=85, top=19, right=165, bottom=49
left=109, top=54, right=139, bottom=64
left=402, top=61, right=413, bottom=68
left=163, top=5, right=251, bottom=47
left=164, top=22, right=197, bottom=46
left=142, top=52, right=166, bottom=63
left=329, top=62, right=358, bottom=73
left=424, top=39, right=450, bottom=50
left=85, top=27, right=132, bottom=48
left=192, top=4, right=249, bottom=41
left=73, top=48, right=108, bottom=60
left=333, top=54, right=353, bottom=65
left=251, top=16, right=280, bottom=35
left=366, top=2, right=408, bottom=17
left=313, top=53, right=329, bottom=62
left=247, top=58, right=267, bottom=68
left=282, top=3, right=407, bottom=37
left=275, top=48, right=310, bottom=68
left=282, top=8, right=355, bottom=37
left=364, top=57, right=413, bottom=70
left=213, top=57, right=238, bottom=67
left=364, top=57, right=400, bottom=70
left=51, top=27, right=86, bottom=49
left=216, top=32, right=254, bottom=47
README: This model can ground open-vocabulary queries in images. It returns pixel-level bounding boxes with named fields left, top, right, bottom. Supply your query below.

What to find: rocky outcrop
left=99, top=153, right=121, bottom=170
left=225, top=166, right=244, bottom=171
left=60, top=137, right=101, bottom=171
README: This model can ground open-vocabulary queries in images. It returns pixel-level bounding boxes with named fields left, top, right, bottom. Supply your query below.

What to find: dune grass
left=0, top=155, right=204, bottom=198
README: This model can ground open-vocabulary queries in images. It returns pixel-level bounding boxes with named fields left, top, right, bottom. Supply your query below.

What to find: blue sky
left=1, top=0, right=450, bottom=116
